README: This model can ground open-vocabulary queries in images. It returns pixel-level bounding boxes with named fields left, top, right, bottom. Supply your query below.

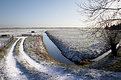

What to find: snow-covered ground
left=17, top=37, right=84, bottom=80
left=4, top=38, right=27, bottom=80
left=91, top=43, right=121, bottom=61
left=0, top=38, right=11, bottom=48
left=16, top=37, right=121, bottom=80
left=46, top=29, right=109, bottom=63
left=0, top=36, right=121, bottom=80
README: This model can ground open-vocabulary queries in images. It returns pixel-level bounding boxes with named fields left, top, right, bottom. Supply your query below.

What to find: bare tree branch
left=78, top=0, right=121, bottom=57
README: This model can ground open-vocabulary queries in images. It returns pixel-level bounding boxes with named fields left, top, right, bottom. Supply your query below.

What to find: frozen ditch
left=45, top=29, right=110, bottom=63
left=2, top=36, right=121, bottom=80
left=18, top=37, right=121, bottom=80
left=4, top=38, right=27, bottom=80
left=43, top=33, right=75, bottom=65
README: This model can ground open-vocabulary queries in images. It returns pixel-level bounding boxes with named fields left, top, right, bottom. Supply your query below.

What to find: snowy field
left=46, top=29, right=109, bottom=63
left=0, top=37, right=121, bottom=80
left=0, top=38, right=10, bottom=46
left=0, top=28, right=121, bottom=80
left=0, top=28, right=44, bottom=36
left=0, top=37, right=120, bottom=80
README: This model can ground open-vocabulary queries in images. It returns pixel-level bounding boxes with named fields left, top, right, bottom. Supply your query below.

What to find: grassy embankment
left=14, top=39, right=22, bottom=56
left=23, top=36, right=68, bottom=66
left=24, top=36, right=93, bottom=69
left=101, top=46, right=121, bottom=72
left=0, top=38, right=17, bottom=60
left=42, top=36, right=88, bottom=68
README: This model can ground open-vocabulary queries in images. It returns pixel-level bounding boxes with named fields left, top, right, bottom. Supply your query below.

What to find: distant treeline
left=0, top=25, right=120, bottom=30
left=0, top=27, right=80, bottom=29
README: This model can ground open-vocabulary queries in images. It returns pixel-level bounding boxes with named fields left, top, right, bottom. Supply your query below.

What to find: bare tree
left=77, top=0, right=121, bottom=25
left=78, top=0, right=121, bottom=56
left=100, top=24, right=121, bottom=56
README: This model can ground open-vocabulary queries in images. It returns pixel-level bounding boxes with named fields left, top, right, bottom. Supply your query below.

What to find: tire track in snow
left=19, top=37, right=47, bottom=72
left=19, top=37, right=83, bottom=80
left=5, top=38, right=28, bottom=80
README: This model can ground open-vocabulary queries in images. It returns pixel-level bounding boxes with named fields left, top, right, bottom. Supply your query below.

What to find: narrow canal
left=43, top=33, right=75, bottom=65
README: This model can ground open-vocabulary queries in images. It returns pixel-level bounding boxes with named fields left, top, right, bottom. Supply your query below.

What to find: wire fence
left=0, top=36, right=14, bottom=49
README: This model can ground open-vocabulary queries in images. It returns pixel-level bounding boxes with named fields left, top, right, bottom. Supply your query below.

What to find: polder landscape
left=0, top=0, right=121, bottom=80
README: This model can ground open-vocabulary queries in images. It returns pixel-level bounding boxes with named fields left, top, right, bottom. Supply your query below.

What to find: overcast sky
left=0, top=0, right=86, bottom=28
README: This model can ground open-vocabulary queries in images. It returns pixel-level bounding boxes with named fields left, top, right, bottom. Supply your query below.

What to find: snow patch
left=4, top=38, right=27, bottom=80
